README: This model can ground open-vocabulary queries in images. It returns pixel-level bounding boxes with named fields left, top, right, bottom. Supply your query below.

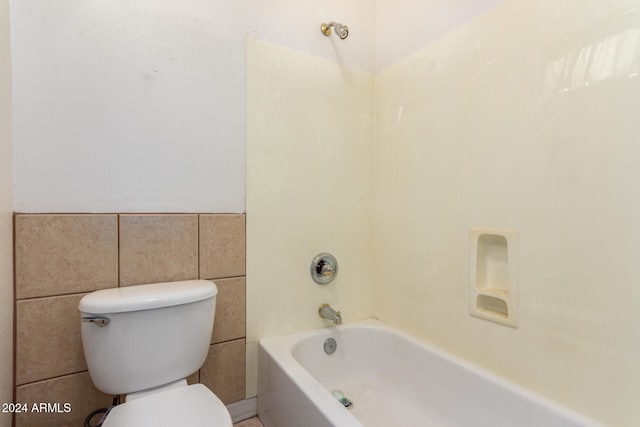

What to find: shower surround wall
left=13, top=214, right=246, bottom=427
left=246, top=38, right=376, bottom=397
left=373, top=0, right=640, bottom=425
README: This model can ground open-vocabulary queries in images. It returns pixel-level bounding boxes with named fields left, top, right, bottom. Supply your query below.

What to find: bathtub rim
left=258, top=318, right=602, bottom=427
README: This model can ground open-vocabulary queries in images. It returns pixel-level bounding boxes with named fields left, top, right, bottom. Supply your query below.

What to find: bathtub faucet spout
left=319, top=304, right=342, bottom=325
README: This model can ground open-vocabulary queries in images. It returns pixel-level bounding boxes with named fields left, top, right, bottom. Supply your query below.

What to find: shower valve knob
left=311, top=253, right=338, bottom=284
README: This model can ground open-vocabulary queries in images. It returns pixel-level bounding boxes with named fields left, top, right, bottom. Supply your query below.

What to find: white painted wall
left=0, top=0, right=13, bottom=424
left=374, top=0, right=640, bottom=425
left=11, top=0, right=375, bottom=213
left=246, top=38, right=375, bottom=397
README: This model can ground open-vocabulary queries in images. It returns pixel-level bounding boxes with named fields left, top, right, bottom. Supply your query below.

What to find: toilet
left=78, top=279, right=233, bottom=427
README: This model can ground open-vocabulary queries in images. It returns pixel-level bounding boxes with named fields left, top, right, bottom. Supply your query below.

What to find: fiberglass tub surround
left=248, top=2, right=640, bottom=424
left=258, top=320, right=602, bottom=427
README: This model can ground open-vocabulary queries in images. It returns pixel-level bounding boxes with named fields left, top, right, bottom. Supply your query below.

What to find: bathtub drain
left=323, top=338, right=337, bottom=354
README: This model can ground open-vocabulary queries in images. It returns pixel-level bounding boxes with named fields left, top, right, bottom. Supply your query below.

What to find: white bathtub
left=258, top=319, right=601, bottom=427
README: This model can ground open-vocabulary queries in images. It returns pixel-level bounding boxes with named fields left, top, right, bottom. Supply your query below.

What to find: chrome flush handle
left=81, top=316, right=110, bottom=327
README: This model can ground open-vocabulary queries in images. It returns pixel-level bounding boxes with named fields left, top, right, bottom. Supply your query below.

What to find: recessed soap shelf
left=469, top=228, right=518, bottom=327
left=476, top=294, right=509, bottom=319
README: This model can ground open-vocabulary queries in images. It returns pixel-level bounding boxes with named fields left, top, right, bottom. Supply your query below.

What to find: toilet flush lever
left=81, top=316, right=110, bottom=327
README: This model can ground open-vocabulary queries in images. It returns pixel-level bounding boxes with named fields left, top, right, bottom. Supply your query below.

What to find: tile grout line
left=15, top=369, right=91, bottom=388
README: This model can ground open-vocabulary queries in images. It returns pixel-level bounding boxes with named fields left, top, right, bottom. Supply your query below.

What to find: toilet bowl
left=78, top=280, right=233, bottom=427
left=101, top=381, right=230, bottom=427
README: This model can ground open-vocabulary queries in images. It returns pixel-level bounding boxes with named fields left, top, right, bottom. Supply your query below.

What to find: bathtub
left=257, top=319, right=601, bottom=427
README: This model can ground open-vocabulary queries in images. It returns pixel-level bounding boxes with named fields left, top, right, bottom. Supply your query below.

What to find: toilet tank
left=79, top=280, right=217, bottom=395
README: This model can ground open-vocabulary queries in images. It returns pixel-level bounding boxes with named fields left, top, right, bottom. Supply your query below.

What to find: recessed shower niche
left=469, top=228, right=518, bottom=327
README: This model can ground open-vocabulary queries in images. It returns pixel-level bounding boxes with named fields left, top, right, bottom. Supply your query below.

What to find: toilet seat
left=102, top=384, right=233, bottom=427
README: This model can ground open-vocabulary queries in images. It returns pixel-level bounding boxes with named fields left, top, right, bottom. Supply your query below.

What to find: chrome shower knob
left=311, top=253, right=338, bottom=284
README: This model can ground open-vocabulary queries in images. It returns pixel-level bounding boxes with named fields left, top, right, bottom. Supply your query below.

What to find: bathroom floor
left=233, top=416, right=264, bottom=427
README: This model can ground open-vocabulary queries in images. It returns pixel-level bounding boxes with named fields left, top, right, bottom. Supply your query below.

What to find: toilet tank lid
left=78, top=280, right=218, bottom=314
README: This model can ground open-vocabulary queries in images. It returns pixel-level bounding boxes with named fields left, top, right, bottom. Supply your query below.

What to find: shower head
left=321, top=22, right=349, bottom=40
left=334, top=23, right=349, bottom=39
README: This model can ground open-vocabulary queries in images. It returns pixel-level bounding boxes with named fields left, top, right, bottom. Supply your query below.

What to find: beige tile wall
left=119, top=214, right=199, bottom=286
left=13, top=213, right=246, bottom=427
left=200, top=214, right=246, bottom=279
left=14, top=215, right=118, bottom=299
